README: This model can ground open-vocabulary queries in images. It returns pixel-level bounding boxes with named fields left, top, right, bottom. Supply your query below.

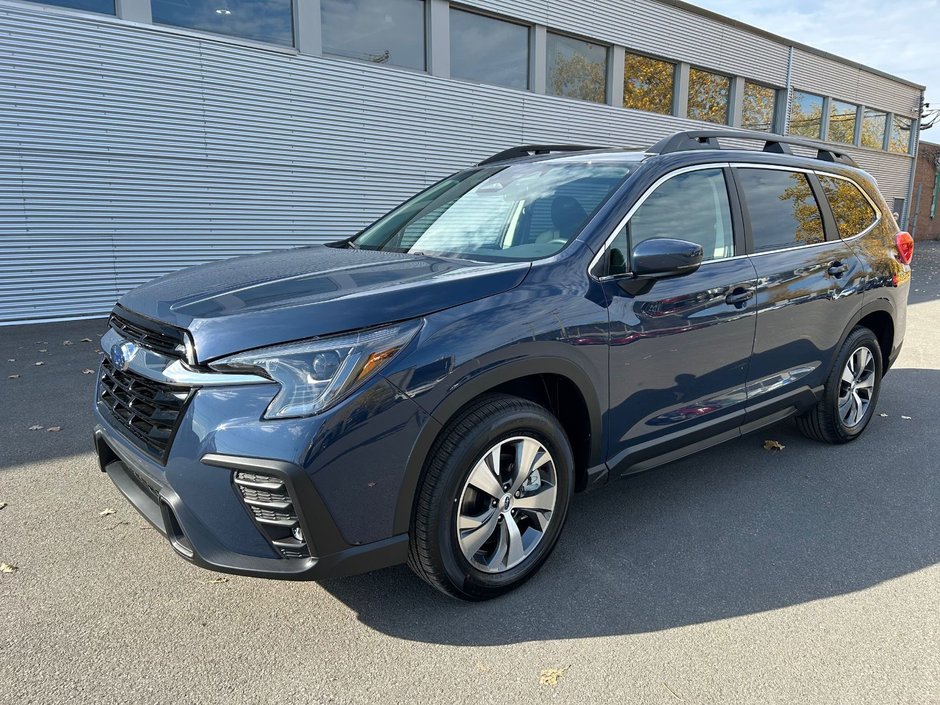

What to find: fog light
left=292, top=525, right=304, bottom=542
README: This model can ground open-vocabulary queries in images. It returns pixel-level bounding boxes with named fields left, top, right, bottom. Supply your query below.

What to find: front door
left=599, top=166, right=758, bottom=475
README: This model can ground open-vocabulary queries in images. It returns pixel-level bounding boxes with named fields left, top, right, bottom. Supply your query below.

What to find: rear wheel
left=408, top=394, right=574, bottom=600
left=796, top=326, right=882, bottom=444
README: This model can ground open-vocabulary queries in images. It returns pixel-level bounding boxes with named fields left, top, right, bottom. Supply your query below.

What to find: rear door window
left=817, top=174, right=879, bottom=238
left=736, top=168, right=825, bottom=252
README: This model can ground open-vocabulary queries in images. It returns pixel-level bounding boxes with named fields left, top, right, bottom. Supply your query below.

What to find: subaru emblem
left=110, top=340, right=139, bottom=372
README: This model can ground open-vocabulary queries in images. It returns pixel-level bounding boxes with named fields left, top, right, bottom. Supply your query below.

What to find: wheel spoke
left=458, top=507, right=501, bottom=557
left=467, top=451, right=503, bottom=499
left=841, top=365, right=855, bottom=385
left=484, top=522, right=509, bottom=570
left=510, top=438, right=538, bottom=493
left=458, top=506, right=496, bottom=532
left=504, top=514, right=525, bottom=567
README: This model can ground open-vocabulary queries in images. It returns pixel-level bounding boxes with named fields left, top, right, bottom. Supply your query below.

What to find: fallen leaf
left=82, top=369, right=95, bottom=375
left=47, top=426, right=62, bottom=432
left=81, top=338, right=93, bottom=343
left=38, top=349, right=47, bottom=353
left=29, top=425, right=43, bottom=431
left=63, top=340, right=73, bottom=346
left=539, top=668, right=567, bottom=687
left=8, top=375, right=19, bottom=380
left=34, top=362, right=44, bottom=366
left=99, top=508, right=116, bottom=517
left=6, top=359, right=14, bottom=362
left=901, top=415, right=912, bottom=420
left=206, top=577, right=229, bottom=584
left=0, top=502, right=7, bottom=510
left=0, top=563, right=17, bottom=574
left=763, top=440, right=786, bottom=451
left=879, top=413, right=888, bottom=417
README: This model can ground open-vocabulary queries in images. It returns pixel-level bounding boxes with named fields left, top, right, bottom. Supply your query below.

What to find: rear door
left=599, top=165, right=758, bottom=474
left=734, top=165, right=866, bottom=423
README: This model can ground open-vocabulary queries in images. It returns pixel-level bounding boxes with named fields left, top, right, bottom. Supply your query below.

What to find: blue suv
left=93, top=129, right=913, bottom=600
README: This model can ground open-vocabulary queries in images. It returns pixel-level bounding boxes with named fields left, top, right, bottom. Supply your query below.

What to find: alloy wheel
left=838, top=346, right=876, bottom=428
left=455, top=436, right=558, bottom=574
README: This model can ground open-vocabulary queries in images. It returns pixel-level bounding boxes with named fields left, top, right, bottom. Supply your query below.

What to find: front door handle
left=828, top=261, right=849, bottom=278
left=725, top=287, right=754, bottom=308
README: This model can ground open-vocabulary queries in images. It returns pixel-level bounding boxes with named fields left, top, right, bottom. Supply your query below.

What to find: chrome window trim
left=100, top=329, right=270, bottom=387
left=587, top=162, right=732, bottom=279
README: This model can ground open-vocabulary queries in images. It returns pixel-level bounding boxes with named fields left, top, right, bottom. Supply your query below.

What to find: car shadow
left=319, top=366, right=940, bottom=645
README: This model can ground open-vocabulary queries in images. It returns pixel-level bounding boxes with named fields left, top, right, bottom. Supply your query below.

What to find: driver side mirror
left=630, top=238, right=704, bottom=279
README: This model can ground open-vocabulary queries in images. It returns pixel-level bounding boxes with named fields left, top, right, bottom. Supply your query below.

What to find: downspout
left=903, top=92, right=924, bottom=230
left=783, top=45, right=794, bottom=134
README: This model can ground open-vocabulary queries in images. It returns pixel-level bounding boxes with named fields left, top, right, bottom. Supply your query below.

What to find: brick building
left=911, top=141, right=940, bottom=241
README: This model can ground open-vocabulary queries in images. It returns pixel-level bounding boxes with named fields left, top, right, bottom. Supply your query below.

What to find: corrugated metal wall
left=0, top=0, right=922, bottom=322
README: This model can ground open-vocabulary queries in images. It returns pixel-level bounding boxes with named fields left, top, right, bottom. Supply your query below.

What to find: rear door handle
left=828, top=261, right=849, bottom=277
left=725, top=287, right=754, bottom=308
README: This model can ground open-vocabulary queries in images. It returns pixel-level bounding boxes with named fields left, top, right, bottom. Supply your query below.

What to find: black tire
left=796, top=326, right=883, bottom=444
left=407, top=394, right=574, bottom=601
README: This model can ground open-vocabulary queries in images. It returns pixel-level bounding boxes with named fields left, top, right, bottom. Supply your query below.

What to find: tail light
left=895, top=232, right=914, bottom=265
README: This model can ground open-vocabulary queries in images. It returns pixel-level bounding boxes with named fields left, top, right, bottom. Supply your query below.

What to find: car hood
left=117, top=245, right=530, bottom=361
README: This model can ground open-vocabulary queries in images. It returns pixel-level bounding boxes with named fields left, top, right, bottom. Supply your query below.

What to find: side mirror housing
left=630, top=238, right=704, bottom=279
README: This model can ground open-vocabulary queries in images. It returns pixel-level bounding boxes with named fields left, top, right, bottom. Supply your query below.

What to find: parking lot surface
left=2, top=243, right=939, bottom=704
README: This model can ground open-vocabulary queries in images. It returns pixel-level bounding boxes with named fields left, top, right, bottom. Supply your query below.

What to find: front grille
left=109, top=312, right=185, bottom=359
left=99, top=356, right=191, bottom=463
left=234, top=471, right=310, bottom=559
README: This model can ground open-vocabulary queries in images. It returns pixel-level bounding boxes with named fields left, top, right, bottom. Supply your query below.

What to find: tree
left=623, top=54, right=674, bottom=114
left=549, top=51, right=606, bottom=103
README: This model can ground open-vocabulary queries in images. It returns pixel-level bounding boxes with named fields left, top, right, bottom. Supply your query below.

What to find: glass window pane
left=629, top=169, right=734, bottom=261
left=687, top=68, right=730, bottom=125
left=789, top=91, right=824, bottom=139
left=321, top=0, right=425, bottom=70
left=152, top=0, right=293, bottom=46
left=861, top=108, right=887, bottom=149
left=450, top=10, right=528, bottom=90
left=828, top=100, right=857, bottom=144
left=738, top=169, right=824, bottom=251
left=623, top=53, right=674, bottom=115
left=742, top=82, right=776, bottom=132
left=817, top=175, right=877, bottom=238
left=21, top=0, right=114, bottom=13
left=889, top=116, right=913, bottom=154
left=546, top=33, right=608, bottom=104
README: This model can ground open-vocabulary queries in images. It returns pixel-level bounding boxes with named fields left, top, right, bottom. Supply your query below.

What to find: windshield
left=351, top=160, right=633, bottom=261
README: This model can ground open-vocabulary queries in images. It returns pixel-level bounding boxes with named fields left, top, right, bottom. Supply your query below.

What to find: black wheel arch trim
left=390, top=355, right=605, bottom=536
left=838, top=297, right=896, bottom=371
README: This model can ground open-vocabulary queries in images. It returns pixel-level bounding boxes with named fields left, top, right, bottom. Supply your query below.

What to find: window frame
left=686, top=66, right=732, bottom=125
left=815, top=172, right=882, bottom=239
left=448, top=6, right=531, bottom=89
left=588, top=163, right=744, bottom=279
left=622, top=51, right=677, bottom=116
left=741, top=80, right=779, bottom=133
left=545, top=30, right=610, bottom=105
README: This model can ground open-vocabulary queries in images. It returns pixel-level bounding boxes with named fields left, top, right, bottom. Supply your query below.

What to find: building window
left=151, top=0, right=294, bottom=46
left=687, top=68, right=730, bottom=125
left=736, top=168, right=825, bottom=251
left=828, top=100, right=857, bottom=144
left=889, top=115, right=913, bottom=154
left=861, top=108, right=887, bottom=149
left=21, top=0, right=114, bottom=13
left=742, top=82, right=776, bottom=132
left=321, top=0, right=426, bottom=70
left=546, top=33, right=608, bottom=104
left=623, top=53, right=674, bottom=115
left=789, top=91, right=824, bottom=138
left=450, top=9, right=529, bottom=90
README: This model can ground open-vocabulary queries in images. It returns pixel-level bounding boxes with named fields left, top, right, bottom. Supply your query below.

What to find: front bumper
left=95, top=427, right=408, bottom=579
left=93, top=363, right=431, bottom=580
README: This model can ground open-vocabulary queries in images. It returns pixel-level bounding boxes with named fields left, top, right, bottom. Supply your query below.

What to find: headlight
left=210, top=320, right=422, bottom=419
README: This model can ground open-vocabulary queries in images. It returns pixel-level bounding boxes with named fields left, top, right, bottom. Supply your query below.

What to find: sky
left=690, top=0, right=938, bottom=121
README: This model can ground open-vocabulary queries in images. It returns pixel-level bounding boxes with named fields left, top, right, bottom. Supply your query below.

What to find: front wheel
left=408, top=394, right=574, bottom=600
left=797, top=326, right=883, bottom=444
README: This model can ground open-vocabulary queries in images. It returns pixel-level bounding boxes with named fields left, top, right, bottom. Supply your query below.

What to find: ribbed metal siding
left=0, top=1, right=920, bottom=322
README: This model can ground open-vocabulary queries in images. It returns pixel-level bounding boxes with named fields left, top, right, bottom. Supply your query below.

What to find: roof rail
left=648, top=129, right=859, bottom=168
left=477, top=144, right=601, bottom=166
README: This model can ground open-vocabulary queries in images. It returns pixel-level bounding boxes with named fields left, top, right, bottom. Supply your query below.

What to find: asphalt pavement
left=1, top=243, right=939, bottom=704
